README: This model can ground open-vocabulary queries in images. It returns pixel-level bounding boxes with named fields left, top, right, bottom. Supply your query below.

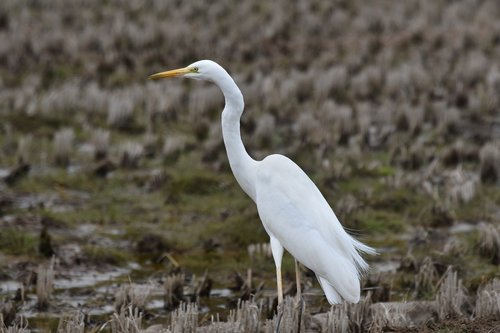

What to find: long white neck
left=214, top=68, right=257, bottom=201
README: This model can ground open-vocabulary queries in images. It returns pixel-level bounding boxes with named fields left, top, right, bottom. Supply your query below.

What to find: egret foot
left=294, top=259, right=302, bottom=299
left=294, top=259, right=304, bottom=332
left=295, top=295, right=305, bottom=333
left=275, top=302, right=284, bottom=333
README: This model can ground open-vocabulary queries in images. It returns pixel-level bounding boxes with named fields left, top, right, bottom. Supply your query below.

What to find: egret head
left=149, top=60, right=223, bottom=82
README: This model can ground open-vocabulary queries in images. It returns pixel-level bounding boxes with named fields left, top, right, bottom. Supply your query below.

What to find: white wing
left=254, top=154, right=375, bottom=303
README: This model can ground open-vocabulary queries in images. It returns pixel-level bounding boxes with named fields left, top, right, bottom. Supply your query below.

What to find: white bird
left=150, top=60, right=376, bottom=305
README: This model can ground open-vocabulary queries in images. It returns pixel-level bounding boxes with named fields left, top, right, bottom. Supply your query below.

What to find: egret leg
left=270, top=237, right=284, bottom=304
left=294, top=259, right=304, bottom=333
left=270, top=238, right=284, bottom=333
left=276, top=266, right=283, bottom=304
left=294, top=259, right=301, bottom=299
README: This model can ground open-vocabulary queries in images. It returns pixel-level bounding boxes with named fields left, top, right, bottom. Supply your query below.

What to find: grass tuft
left=436, top=268, right=467, bottom=321
left=474, top=278, right=500, bottom=320
left=164, top=274, right=185, bottom=311
left=36, top=257, right=56, bottom=310
left=56, top=312, right=84, bottom=333
left=477, top=223, right=500, bottom=265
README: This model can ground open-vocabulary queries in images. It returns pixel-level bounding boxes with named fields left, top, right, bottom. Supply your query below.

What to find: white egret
left=150, top=60, right=376, bottom=305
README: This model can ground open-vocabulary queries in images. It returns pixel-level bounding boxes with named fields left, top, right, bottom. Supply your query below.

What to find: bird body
left=256, top=154, right=374, bottom=303
left=150, top=60, right=375, bottom=305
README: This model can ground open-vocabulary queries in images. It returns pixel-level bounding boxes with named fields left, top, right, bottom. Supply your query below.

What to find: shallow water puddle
left=449, top=221, right=477, bottom=234
left=54, top=266, right=133, bottom=290
left=0, top=265, right=134, bottom=318
left=1, top=219, right=481, bottom=327
left=0, top=168, right=10, bottom=179
left=372, top=260, right=400, bottom=273
left=0, top=280, right=21, bottom=293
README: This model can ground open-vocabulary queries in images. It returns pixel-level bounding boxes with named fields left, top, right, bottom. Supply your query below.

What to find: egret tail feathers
left=351, top=238, right=378, bottom=274
left=353, top=238, right=378, bottom=255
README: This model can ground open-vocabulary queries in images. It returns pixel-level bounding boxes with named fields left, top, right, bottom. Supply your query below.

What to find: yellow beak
left=149, top=67, right=191, bottom=80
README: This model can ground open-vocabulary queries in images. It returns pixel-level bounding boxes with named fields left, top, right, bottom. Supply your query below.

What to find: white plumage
left=150, top=60, right=376, bottom=305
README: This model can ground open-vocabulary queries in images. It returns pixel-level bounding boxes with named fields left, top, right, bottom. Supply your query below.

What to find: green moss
left=0, top=227, right=38, bottom=255
left=370, top=187, right=417, bottom=213
left=466, top=265, right=500, bottom=291
left=168, top=174, right=222, bottom=196
left=353, top=209, right=405, bottom=233
left=4, top=112, right=76, bottom=135
left=353, top=163, right=396, bottom=178
left=44, top=208, right=108, bottom=226
left=83, top=245, right=128, bottom=265
left=12, top=169, right=171, bottom=227
left=455, top=185, right=500, bottom=222
left=28, top=317, right=60, bottom=333
left=42, top=63, right=79, bottom=86
left=107, top=69, right=132, bottom=87
left=337, top=177, right=375, bottom=195
left=13, top=170, right=92, bottom=193
left=216, top=212, right=267, bottom=248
